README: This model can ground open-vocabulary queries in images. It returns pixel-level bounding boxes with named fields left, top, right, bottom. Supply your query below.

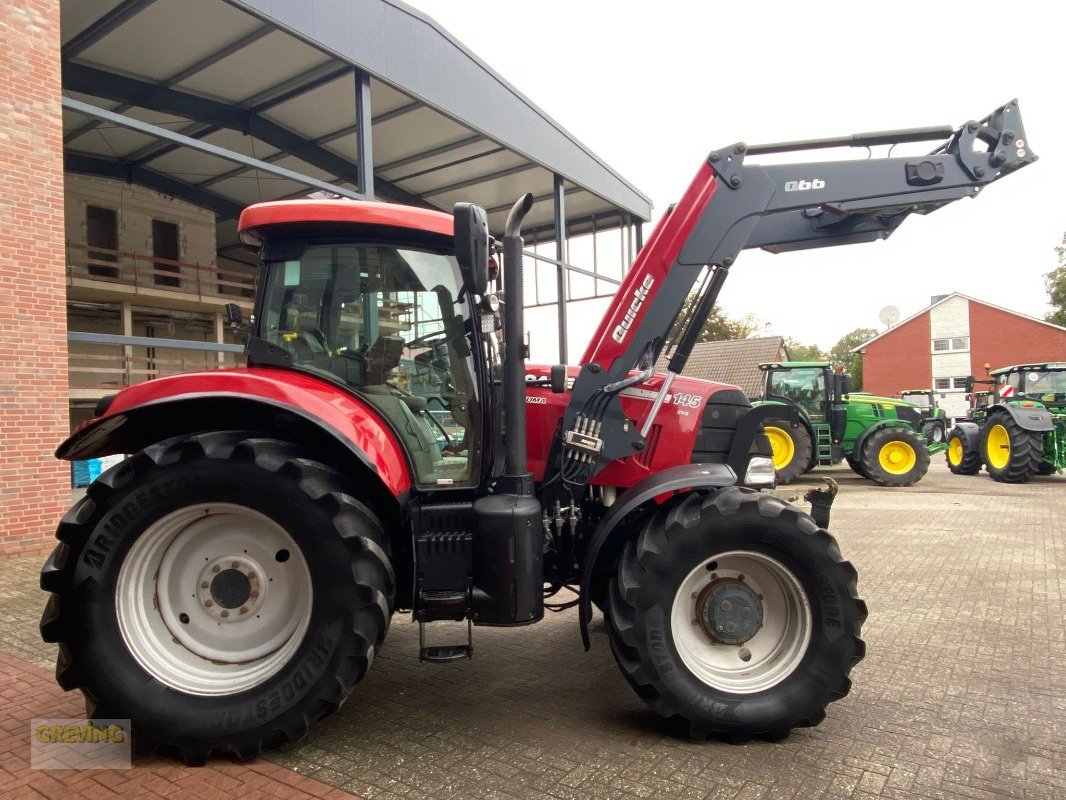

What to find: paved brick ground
left=1, top=462, right=1063, bottom=799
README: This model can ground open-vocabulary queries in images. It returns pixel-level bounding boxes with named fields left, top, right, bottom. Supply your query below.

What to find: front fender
left=950, top=421, right=982, bottom=451
left=58, top=368, right=413, bottom=497
left=578, top=462, right=737, bottom=650
left=853, top=419, right=915, bottom=456
left=995, top=402, right=1055, bottom=432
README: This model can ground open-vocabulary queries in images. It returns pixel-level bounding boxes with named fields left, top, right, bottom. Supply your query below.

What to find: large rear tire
left=860, top=427, right=930, bottom=487
left=980, top=412, right=1043, bottom=483
left=763, top=419, right=813, bottom=485
left=40, top=433, right=395, bottom=764
left=946, top=427, right=982, bottom=475
left=605, top=488, right=866, bottom=741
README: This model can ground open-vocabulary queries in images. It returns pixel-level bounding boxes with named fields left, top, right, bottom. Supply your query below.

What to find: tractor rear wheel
left=860, top=427, right=930, bottom=487
left=763, top=419, right=813, bottom=485
left=40, top=432, right=394, bottom=764
left=605, top=488, right=866, bottom=741
left=980, top=412, right=1044, bottom=483
left=946, top=427, right=981, bottom=474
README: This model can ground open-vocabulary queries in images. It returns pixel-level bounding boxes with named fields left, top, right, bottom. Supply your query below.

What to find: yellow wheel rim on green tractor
left=947, top=436, right=964, bottom=466
left=764, top=426, right=795, bottom=471
left=986, top=424, right=1011, bottom=469
left=878, top=439, right=917, bottom=475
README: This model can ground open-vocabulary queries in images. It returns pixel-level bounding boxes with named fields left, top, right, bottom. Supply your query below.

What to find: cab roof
left=238, top=199, right=453, bottom=247
left=758, top=361, right=831, bottom=370
left=988, top=362, right=1066, bottom=376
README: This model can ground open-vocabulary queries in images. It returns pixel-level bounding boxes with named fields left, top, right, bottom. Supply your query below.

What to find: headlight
left=743, top=455, right=776, bottom=486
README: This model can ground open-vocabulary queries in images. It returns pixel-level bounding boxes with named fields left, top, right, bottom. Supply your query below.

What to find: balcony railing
left=68, top=334, right=245, bottom=391
left=67, top=242, right=257, bottom=301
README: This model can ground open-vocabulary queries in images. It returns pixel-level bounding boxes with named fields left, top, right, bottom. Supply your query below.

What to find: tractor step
left=418, top=618, right=473, bottom=663
left=814, top=423, right=834, bottom=466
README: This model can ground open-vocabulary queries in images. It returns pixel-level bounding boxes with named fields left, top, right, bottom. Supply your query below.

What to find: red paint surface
left=968, top=301, right=1066, bottom=374
left=239, top=199, right=453, bottom=240
left=80, top=368, right=413, bottom=496
left=523, top=364, right=738, bottom=486
left=581, top=161, right=720, bottom=370
left=860, top=312, right=932, bottom=396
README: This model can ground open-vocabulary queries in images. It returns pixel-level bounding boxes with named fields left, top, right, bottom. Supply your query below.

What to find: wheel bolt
left=737, top=574, right=745, bottom=581
left=231, top=561, right=240, bottom=569
left=249, top=590, right=260, bottom=599
left=200, top=581, right=209, bottom=589
left=739, top=647, right=752, bottom=662
left=221, top=610, right=229, bottom=618
left=247, top=573, right=257, bottom=583
left=211, top=564, right=220, bottom=573
left=204, top=599, right=213, bottom=607
left=710, top=573, right=719, bottom=579
left=239, top=606, right=248, bottom=615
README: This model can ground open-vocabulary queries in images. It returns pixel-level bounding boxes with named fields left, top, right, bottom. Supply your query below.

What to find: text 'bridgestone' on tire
left=39, top=432, right=395, bottom=765
left=859, top=427, right=930, bottom=487
left=763, top=419, right=813, bottom=485
left=605, top=487, right=866, bottom=742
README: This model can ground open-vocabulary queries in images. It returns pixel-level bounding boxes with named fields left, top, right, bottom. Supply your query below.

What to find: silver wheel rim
left=670, top=550, right=812, bottom=694
left=116, top=503, right=313, bottom=696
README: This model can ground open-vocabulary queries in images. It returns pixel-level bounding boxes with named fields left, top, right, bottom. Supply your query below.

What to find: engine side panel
left=524, top=364, right=749, bottom=488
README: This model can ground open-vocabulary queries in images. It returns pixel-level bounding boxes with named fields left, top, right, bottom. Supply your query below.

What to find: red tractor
left=41, top=102, right=1034, bottom=762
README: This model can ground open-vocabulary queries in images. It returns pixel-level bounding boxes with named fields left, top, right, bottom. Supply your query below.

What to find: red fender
left=59, top=368, right=413, bottom=496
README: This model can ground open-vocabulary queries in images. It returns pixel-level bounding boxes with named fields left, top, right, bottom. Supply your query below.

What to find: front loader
left=41, top=101, right=1034, bottom=762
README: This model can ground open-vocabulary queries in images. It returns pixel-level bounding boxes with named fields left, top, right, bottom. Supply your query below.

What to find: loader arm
left=553, top=100, right=1036, bottom=487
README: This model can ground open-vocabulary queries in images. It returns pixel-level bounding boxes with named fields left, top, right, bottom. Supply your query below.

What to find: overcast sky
left=407, top=0, right=1063, bottom=358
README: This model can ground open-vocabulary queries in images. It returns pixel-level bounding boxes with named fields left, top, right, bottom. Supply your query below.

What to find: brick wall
left=969, top=300, right=1066, bottom=375
left=0, top=2, right=68, bottom=557
left=860, top=312, right=931, bottom=397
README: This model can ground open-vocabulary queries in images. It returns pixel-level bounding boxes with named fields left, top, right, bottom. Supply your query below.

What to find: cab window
left=261, top=241, right=478, bottom=487
left=769, top=368, right=826, bottom=416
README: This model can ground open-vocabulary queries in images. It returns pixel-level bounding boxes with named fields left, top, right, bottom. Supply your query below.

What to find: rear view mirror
left=963, top=376, right=974, bottom=393
left=453, top=203, right=490, bottom=295
left=224, top=303, right=244, bottom=326
left=841, top=375, right=854, bottom=395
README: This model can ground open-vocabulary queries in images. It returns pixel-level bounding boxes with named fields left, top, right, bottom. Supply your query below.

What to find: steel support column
left=355, top=69, right=374, bottom=198
left=554, top=174, right=568, bottom=364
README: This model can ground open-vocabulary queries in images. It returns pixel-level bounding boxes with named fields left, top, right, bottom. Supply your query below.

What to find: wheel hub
left=699, top=578, right=763, bottom=645
left=198, top=557, right=263, bottom=620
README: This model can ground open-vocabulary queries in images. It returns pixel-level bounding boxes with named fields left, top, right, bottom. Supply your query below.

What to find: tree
left=1046, top=234, right=1066, bottom=326
left=829, top=327, right=878, bottom=391
left=785, top=339, right=825, bottom=361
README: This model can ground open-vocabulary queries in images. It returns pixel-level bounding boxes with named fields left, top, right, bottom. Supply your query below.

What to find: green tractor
left=898, top=389, right=950, bottom=445
left=946, top=362, right=1065, bottom=482
left=755, top=362, right=943, bottom=487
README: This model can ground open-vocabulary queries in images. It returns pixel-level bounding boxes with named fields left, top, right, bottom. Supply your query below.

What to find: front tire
left=860, top=427, right=930, bottom=487
left=980, top=412, right=1043, bottom=483
left=40, top=433, right=395, bottom=764
left=764, top=419, right=813, bottom=485
left=946, top=427, right=982, bottom=475
left=605, top=488, right=866, bottom=741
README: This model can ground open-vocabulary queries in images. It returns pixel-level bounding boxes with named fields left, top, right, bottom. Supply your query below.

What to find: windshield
left=1021, top=369, right=1066, bottom=401
left=769, top=368, right=826, bottom=417
left=261, top=240, right=479, bottom=487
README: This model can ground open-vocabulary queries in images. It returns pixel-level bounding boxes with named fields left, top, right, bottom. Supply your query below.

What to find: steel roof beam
left=63, top=63, right=370, bottom=186
left=63, top=97, right=365, bottom=200
left=64, top=153, right=246, bottom=219
left=62, top=0, right=158, bottom=59
left=422, top=162, right=539, bottom=198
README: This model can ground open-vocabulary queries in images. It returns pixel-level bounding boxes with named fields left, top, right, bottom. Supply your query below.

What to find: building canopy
left=60, top=0, right=652, bottom=262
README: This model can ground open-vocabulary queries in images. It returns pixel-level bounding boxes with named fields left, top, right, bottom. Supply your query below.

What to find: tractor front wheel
left=605, top=488, right=866, bottom=741
left=844, top=454, right=868, bottom=478
left=980, top=412, right=1044, bottom=483
left=860, top=427, right=930, bottom=487
left=945, top=427, right=981, bottom=474
left=763, top=419, right=813, bottom=485
left=40, top=433, right=394, bottom=764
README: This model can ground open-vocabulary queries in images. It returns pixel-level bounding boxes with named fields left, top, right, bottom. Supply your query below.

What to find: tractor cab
left=759, top=361, right=851, bottom=434
left=239, top=201, right=494, bottom=489
left=900, top=389, right=935, bottom=411
left=989, top=363, right=1066, bottom=409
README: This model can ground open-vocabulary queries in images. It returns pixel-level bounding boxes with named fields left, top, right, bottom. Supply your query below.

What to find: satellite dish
left=879, top=305, right=900, bottom=327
